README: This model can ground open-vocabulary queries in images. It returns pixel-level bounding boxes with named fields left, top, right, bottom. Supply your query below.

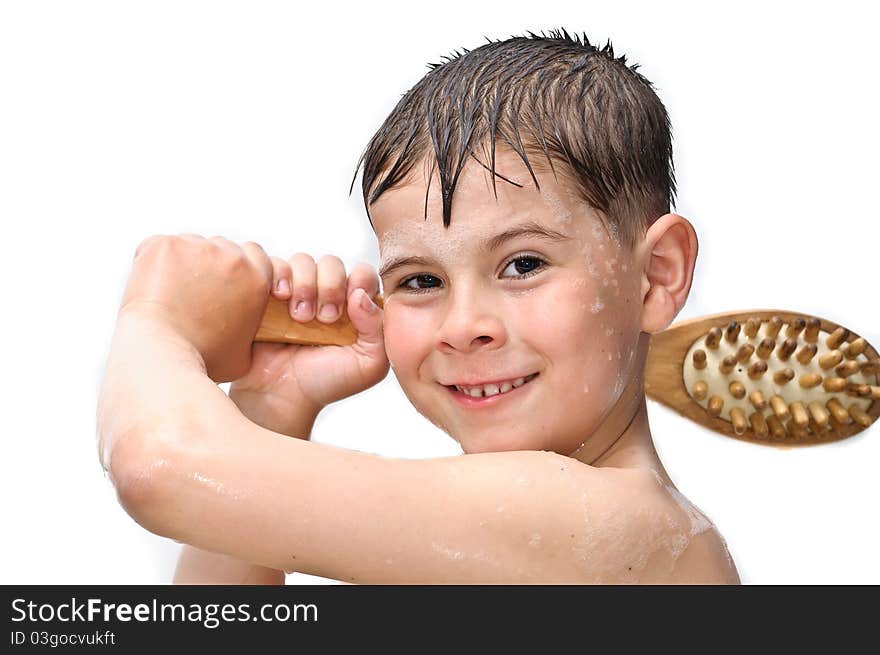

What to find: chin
left=457, top=432, right=543, bottom=454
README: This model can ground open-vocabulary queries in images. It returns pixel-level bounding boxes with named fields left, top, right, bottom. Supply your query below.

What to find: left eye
left=501, top=255, right=546, bottom=278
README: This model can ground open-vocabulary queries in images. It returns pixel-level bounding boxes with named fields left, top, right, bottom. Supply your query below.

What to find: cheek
left=549, top=280, right=638, bottom=390
left=382, top=306, right=433, bottom=372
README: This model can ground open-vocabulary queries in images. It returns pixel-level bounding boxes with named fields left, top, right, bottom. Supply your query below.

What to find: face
left=369, top=147, right=644, bottom=455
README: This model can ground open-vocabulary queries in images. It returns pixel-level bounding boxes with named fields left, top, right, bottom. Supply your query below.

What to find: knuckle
left=317, top=253, right=344, bottom=268
left=134, top=235, right=157, bottom=258
left=289, top=252, right=315, bottom=266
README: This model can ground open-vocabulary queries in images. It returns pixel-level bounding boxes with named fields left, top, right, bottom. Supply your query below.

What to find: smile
left=445, top=373, right=539, bottom=407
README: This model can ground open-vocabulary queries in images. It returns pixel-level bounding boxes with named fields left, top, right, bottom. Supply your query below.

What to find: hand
left=229, top=253, right=389, bottom=413
left=119, top=234, right=274, bottom=383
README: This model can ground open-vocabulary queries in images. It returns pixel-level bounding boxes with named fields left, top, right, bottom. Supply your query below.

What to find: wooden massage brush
left=255, top=297, right=879, bottom=446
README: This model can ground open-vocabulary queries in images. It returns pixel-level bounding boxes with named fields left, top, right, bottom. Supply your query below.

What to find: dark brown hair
left=350, top=28, right=676, bottom=251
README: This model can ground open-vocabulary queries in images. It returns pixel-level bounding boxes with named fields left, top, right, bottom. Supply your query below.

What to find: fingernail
left=276, top=278, right=290, bottom=295
left=360, top=289, right=378, bottom=314
left=294, top=300, right=311, bottom=316
left=319, top=303, right=338, bottom=320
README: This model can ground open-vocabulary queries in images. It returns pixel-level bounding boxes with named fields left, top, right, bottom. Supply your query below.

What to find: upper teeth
left=455, top=374, right=535, bottom=397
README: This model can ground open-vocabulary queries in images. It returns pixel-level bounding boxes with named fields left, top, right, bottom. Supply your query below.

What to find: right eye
left=398, top=274, right=442, bottom=293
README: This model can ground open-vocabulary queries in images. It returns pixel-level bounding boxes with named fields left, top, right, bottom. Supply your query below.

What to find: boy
left=97, top=29, right=739, bottom=584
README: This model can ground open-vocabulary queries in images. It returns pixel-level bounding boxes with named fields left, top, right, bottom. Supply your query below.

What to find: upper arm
left=117, top=414, right=684, bottom=583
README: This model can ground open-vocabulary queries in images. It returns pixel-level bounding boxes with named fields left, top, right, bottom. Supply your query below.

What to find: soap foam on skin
left=570, top=470, right=707, bottom=583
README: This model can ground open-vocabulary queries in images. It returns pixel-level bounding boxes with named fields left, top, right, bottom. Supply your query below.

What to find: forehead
left=369, top=147, right=585, bottom=245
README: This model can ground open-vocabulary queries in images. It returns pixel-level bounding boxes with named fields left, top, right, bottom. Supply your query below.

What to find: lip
left=444, top=373, right=539, bottom=409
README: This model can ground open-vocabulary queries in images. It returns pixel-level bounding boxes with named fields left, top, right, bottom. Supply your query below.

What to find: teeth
left=455, top=375, right=533, bottom=397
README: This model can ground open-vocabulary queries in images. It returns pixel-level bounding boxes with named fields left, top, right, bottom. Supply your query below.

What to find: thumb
left=347, top=287, right=384, bottom=348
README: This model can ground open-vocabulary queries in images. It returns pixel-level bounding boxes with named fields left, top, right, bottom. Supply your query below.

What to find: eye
left=500, top=254, right=547, bottom=279
left=397, top=273, right=442, bottom=293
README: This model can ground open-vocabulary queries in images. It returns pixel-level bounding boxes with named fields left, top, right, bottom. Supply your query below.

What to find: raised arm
left=99, top=307, right=655, bottom=583
left=97, top=235, right=687, bottom=584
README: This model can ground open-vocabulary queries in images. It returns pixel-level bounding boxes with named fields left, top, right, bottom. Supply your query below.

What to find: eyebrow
left=378, top=221, right=572, bottom=279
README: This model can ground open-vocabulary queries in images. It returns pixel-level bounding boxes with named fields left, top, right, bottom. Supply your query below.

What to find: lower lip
left=445, top=374, right=539, bottom=409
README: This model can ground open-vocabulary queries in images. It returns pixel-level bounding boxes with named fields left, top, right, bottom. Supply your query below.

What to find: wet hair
left=349, top=28, right=676, bottom=251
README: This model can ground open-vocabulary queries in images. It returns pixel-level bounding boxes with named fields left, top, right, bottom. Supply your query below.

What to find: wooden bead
left=748, top=361, right=768, bottom=380
left=822, top=377, right=847, bottom=392
left=826, top=398, right=851, bottom=424
left=786, top=318, right=806, bottom=339
left=730, top=407, right=747, bottom=435
left=773, top=368, right=794, bottom=385
left=848, top=404, right=872, bottom=427
left=708, top=396, right=724, bottom=417
left=819, top=350, right=843, bottom=370
left=729, top=381, right=746, bottom=399
left=770, top=394, right=790, bottom=421
left=808, top=401, right=830, bottom=429
left=749, top=411, right=769, bottom=439
left=719, top=356, right=737, bottom=374
left=725, top=321, right=741, bottom=344
left=705, top=327, right=722, bottom=349
left=692, top=349, right=707, bottom=370
left=826, top=327, right=849, bottom=350
left=766, top=414, right=786, bottom=439
left=745, top=318, right=760, bottom=338
left=757, top=338, right=776, bottom=360
left=836, top=361, right=860, bottom=378
left=845, top=383, right=871, bottom=398
left=749, top=390, right=767, bottom=410
left=736, top=343, right=755, bottom=364
left=790, top=401, right=809, bottom=427
left=845, top=338, right=867, bottom=359
left=796, top=343, right=818, bottom=365
left=798, top=373, right=822, bottom=389
left=766, top=316, right=783, bottom=339
left=804, top=317, right=821, bottom=343
left=777, top=339, right=797, bottom=361
left=692, top=380, right=708, bottom=400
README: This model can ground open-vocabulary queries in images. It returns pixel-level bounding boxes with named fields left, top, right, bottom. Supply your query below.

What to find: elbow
left=104, top=420, right=185, bottom=536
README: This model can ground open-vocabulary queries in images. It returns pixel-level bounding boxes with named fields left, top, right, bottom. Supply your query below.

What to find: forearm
left=173, top=386, right=318, bottom=584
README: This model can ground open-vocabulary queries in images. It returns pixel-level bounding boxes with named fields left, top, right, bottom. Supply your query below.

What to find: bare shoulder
left=618, top=467, right=741, bottom=585
left=534, top=461, right=740, bottom=584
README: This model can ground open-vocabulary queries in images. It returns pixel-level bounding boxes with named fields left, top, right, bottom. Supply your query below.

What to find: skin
left=99, top=147, right=739, bottom=584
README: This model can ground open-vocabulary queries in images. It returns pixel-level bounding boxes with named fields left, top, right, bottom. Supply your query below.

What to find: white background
left=1, top=1, right=877, bottom=584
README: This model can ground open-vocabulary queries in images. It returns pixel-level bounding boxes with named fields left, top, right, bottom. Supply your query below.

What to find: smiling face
left=369, top=147, right=647, bottom=455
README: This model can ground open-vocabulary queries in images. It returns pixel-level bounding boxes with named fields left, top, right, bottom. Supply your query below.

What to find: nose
left=435, top=285, right=508, bottom=354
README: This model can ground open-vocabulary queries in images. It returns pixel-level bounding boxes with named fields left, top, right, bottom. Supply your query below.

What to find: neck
left=566, top=337, right=673, bottom=485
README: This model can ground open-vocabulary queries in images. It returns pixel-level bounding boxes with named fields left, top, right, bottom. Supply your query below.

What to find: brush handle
left=255, top=293, right=385, bottom=346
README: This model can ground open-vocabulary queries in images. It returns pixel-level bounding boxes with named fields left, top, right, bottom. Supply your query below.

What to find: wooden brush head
left=646, top=310, right=879, bottom=446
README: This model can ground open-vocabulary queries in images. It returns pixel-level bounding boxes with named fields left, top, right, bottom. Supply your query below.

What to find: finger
left=347, top=287, right=384, bottom=349
left=241, top=241, right=274, bottom=292
left=289, top=252, right=317, bottom=322
left=315, top=254, right=347, bottom=324
left=346, top=261, right=381, bottom=303
left=269, top=256, right=292, bottom=299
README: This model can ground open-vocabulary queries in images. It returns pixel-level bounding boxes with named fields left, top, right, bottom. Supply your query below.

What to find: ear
left=639, top=213, right=698, bottom=334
